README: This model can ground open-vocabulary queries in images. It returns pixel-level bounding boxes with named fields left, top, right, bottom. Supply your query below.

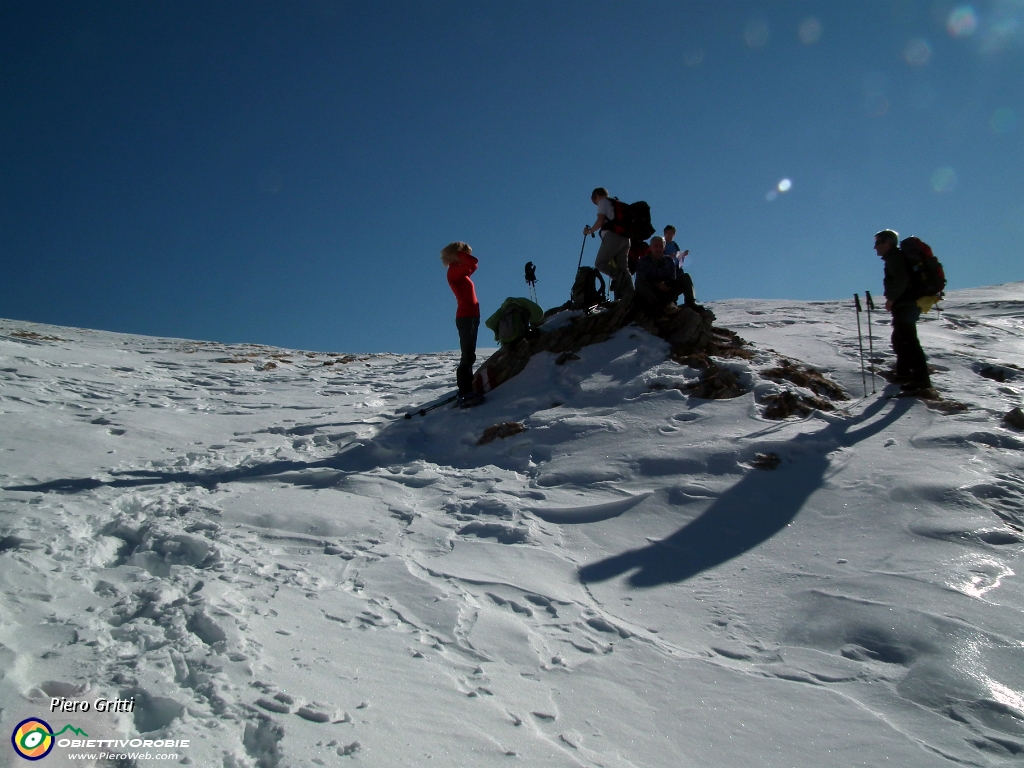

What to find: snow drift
left=2, top=284, right=1023, bottom=767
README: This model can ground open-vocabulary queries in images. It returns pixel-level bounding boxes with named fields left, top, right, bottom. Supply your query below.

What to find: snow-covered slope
left=2, top=284, right=1023, bottom=767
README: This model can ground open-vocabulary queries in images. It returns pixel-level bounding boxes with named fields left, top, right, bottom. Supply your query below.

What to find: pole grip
left=854, top=293, right=862, bottom=312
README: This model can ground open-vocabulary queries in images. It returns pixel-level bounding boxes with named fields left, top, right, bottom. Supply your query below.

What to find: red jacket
left=447, top=252, right=480, bottom=319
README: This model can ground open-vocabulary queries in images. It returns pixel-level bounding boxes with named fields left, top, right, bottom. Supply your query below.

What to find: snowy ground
left=2, top=283, right=1023, bottom=767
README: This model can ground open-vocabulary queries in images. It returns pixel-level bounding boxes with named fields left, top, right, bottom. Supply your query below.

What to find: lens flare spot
left=766, top=179, right=792, bottom=202
left=798, top=17, right=822, bottom=44
left=904, top=37, right=933, bottom=66
left=981, top=14, right=1019, bottom=53
left=946, top=5, right=979, bottom=37
left=931, top=167, right=958, bottom=193
left=990, top=107, right=1018, bottom=134
left=744, top=19, right=770, bottom=49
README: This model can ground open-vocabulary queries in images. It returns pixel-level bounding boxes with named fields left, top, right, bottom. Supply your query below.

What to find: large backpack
left=900, top=237, right=946, bottom=299
left=485, top=297, right=545, bottom=346
left=571, top=267, right=606, bottom=310
left=604, top=198, right=656, bottom=242
left=496, top=304, right=531, bottom=346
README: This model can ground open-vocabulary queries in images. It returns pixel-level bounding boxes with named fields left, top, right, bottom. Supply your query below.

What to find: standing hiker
left=635, top=236, right=698, bottom=314
left=874, top=229, right=931, bottom=392
left=441, top=241, right=485, bottom=408
left=583, top=187, right=634, bottom=301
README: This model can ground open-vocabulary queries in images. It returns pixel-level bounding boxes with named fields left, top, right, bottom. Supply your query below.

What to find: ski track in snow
left=1, top=284, right=1023, bottom=766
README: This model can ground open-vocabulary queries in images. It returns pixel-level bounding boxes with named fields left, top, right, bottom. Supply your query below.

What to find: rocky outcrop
left=1005, top=407, right=1024, bottom=430
left=473, top=297, right=719, bottom=395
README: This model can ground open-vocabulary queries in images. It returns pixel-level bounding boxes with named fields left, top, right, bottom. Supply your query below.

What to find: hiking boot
left=457, top=392, right=486, bottom=409
left=883, top=370, right=912, bottom=384
left=900, top=379, right=932, bottom=392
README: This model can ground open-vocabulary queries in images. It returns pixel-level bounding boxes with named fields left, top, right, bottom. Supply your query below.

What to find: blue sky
left=2, top=1, right=1022, bottom=354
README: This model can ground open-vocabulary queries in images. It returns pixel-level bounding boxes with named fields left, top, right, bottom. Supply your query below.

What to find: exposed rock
left=759, top=359, right=848, bottom=401
left=686, top=361, right=746, bottom=400
left=473, top=297, right=718, bottom=396
left=1005, top=407, right=1024, bottom=430
left=477, top=422, right=527, bottom=445
left=925, top=398, right=969, bottom=415
left=761, top=390, right=835, bottom=419
left=751, top=452, right=781, bottom=470
left=978, top=363, right=1020, bottom=383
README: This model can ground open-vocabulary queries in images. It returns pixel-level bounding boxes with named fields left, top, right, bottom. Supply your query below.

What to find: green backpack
left=485, top=298, right=544, bottom=346
left=497, top=305, right=531, bottom=346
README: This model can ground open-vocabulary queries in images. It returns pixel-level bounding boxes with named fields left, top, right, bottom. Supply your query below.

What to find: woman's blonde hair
left=440, top=241, right=471, bottom=266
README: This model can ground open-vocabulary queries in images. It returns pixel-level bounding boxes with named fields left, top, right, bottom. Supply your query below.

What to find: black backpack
left=604, top=198, right=656, bottom=242
left=900, top=237, right=947, bottom=299
left=571, top=267, right=606, bottom=310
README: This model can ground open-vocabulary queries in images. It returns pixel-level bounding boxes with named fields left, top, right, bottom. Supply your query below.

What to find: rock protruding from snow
left=474, top=298, right=716, bottom=396
left=1005, top=406, right=1024, bottom=430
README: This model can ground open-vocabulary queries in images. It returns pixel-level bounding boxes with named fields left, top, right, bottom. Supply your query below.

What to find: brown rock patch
left=478, top=422, right=527, bottom=445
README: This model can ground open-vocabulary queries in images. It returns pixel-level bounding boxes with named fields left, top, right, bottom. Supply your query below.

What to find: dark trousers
left=636, top=272, right=695, bottom=313
left=890, top=304, right=928, bottom=382
left=455, top=316, right=479, bottom=395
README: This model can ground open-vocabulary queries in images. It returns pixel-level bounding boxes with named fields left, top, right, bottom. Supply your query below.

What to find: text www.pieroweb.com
left=60, top=737, right=188, bottom=761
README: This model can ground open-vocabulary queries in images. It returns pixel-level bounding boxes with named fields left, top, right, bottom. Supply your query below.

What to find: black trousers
left=636, top=272, right=695, bottom=313
left=455, top=316, right=479, bottom=395
left=890, top=304, right=928, bottom=382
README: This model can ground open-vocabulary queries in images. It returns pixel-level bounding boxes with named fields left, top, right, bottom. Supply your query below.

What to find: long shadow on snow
left=1, top=409, right=510, bottom=494
left=578, top=396, right=914, bottom=588
left=0, top=439, right=399, bottom=494
left=3, top=344, right=652, bottom=494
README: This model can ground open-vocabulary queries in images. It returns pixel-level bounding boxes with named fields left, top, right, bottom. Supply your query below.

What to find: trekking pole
left=854, top=293, right=867, bottom=397
left=577, top=232, right=589, bottom=271
left=864, top=291, right=877, bottom=394
left=525, top=262, right=538, bottom=305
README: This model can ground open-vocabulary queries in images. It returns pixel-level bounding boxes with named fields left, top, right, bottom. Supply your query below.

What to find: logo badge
left=12, top=718, right=55, bottom=760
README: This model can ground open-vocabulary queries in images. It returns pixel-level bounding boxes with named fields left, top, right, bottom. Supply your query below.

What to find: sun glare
left=798, top=17, right=822, bottom=45
left=931, top=167, right=958, bottom=193
left=744, top=19, right=770, bottom=49
left=904, top=38, right=933, bottom=66
left=946, top=6, right=979, bottom=37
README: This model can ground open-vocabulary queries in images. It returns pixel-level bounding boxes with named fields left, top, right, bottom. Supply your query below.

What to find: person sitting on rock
left=635, top=236, right=699, bottom=314
left=663, top=225, right=689, bottom=267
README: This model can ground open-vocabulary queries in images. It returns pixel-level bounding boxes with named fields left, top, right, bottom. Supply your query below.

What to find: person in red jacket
left=441, top=241, right=485, bottom=408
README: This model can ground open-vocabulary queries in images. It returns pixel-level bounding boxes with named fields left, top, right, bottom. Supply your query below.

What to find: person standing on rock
left=584, top=188, right=634, bottom=301
left=441, top=241, right=485, bottom=408
left=635, top=236, right=699, bottom=314
left=874, top=229, right=932, bottom=392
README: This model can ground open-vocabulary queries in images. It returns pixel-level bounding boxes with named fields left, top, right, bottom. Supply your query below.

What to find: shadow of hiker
left=578, top=396, right=915, bottom=588
left=4, top=341, right=668, bottom=496
left=1, top=439, right=391, bottom=495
